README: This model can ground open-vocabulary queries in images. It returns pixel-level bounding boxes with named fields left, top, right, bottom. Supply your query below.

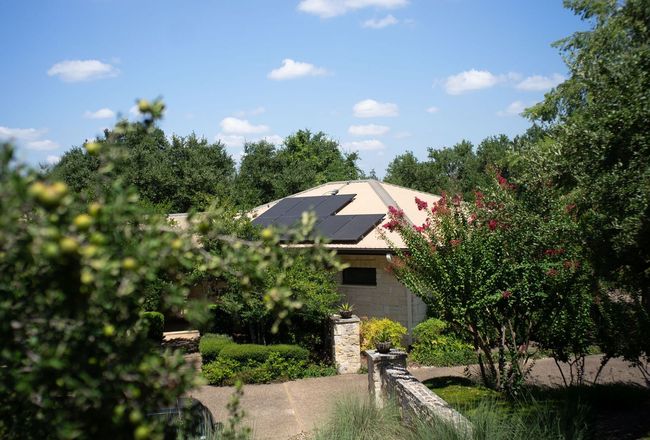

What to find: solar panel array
left=252, top=194, right=385, bottom=243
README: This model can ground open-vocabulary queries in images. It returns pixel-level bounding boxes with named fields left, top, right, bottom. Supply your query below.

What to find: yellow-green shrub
left=360, top=318, right=407, bottom=351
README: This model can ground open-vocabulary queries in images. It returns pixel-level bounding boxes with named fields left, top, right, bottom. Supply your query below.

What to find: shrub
left=199, top=334, right=234, bottom=362
left=141, top=311, right=164, bottom=341
left=410, top=318, right=477, bottom=367
left=219, top=344, right=272, bottom=363
left=201, top=357, right=240, bottom=386
left=270, top=344, right=309, bottom=361
left=360, top=318, right=407, bottom=351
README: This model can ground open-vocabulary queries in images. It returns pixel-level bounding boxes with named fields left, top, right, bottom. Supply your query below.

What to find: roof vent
left=326, top=189, right=339, bottom=195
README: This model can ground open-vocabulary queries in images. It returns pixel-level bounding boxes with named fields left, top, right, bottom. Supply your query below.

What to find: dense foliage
left=523, top=0, right=650, bottom=379
left=0, top=103, right=343, bottom=438
left=236, top=130, right=362, bottom=208
left=51, top=129, right=235, bottom=213
left=384, top=135, right=515, bottom=201
left=360, top=318, right=407, bottom=351
left=383, top=176, right=594, bottom=391
left=201, top=341, right=335, bottom=386
left=410, top=318, right=476, bottom=367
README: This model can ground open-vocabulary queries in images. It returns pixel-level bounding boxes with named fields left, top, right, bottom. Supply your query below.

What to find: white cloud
left=268, top=59, right=328, bottom=80
left=215, top=133, right=282, bottom=149
left=26, top=139, right=60, bottom=151
left=497, top=100, right=527, bottom=117
left=516, top=73, right=564, bottom=91
left=46, top=155, right=61, bottom=165
left=0, top=126, right=45, bottom=141
left=348, top=124, right=390, bottom=136
left=298, top=0, right=408, bottom=18
left=343, top=139, right=385, bottom=151
left=353, top=99, right=399, bottom=118
left=220, top=117, right=269, bottom=135
left=216, top=134, right=246, bottom=148
left=425, top=106, right=439, bottom=113
left=84, top=108, right=115, bottom=119
left=47, top=59, right=119, bottom=82
left=444, top=69, right=502, bottom=95
left=362, top=14, right=398, bottom=28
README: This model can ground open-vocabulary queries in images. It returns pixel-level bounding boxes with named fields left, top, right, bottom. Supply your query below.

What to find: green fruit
left=84, top=142, right=101, bottom=155
left=122, top=257, right=138, bottom=271
left=90, top=232, right=106, bottom=245
left=88, top=202, right=102, bottom=216
left=59, top=237, right=79, bottom=254
left=74, top=214, right=93, bottom=230
left=43, top=242, right=60, bottom=258
left=261, top=228, right=274, bottom=240
left=28, top=181, right=46, bottom=199
left=129, top=409, right=143, bottom=424
left=137, top=99, right=151, bottom=113
left=134, top=425, right=150, bottom=440
left=103, top=324, right=115, bottom=337
left=171, top=238, right=183, bottom=250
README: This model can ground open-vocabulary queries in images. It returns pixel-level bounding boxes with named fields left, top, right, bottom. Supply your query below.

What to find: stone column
left=364, top=349, right=408, bottom=407
left=330, top=314, right=361, bottom=374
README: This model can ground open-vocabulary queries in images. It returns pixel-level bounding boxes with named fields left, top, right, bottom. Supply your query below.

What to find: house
left=249, top=179, right=441, bottom=337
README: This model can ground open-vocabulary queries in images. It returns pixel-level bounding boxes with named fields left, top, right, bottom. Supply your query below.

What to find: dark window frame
left=342, top=267, right=377, bottom=286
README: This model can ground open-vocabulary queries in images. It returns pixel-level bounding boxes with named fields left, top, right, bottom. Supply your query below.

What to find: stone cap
left=330, top=314, right=361, bottom=323
left=364, top=349, right=407, bottom=361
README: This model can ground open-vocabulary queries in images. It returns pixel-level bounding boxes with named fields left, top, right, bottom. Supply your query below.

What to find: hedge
left=218, top=343, right=309, bottom=364
left=141, top=311, right=164, bottom=341
left=199, top=334, right=234, bottom=362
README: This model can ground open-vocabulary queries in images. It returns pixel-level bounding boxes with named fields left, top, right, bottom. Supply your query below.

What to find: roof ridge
left=368, top=180, right=414, bottom=226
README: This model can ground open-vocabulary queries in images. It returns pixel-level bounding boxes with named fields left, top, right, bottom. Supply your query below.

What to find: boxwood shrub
left=141, top=311, right=164, bottom=341
left=218, top=343, right=309, bottom=364
left=199, top=333, right=234, bottom=362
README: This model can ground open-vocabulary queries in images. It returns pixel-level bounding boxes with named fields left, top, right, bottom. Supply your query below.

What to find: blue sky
left=0, top=0, right=587, bottom=176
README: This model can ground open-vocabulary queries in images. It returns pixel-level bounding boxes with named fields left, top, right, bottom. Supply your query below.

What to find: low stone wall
left=331, top=315, right=361, bottom=374
left=365, top=350, right=472, bottom=435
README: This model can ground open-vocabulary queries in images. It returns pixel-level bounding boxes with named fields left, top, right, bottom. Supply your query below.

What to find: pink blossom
left=415, top=197, right=428, bottom=211
left=450, top=239, right=461, bottom=247
left=488, top=219, right=498, bottom=231
left=452, top=194, right=462, bottom=206
left=502, top=290, right=512, bottom=299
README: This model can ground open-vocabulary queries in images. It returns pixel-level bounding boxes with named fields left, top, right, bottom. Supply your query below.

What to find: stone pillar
left=330, top=314, right=361, bottom=374
left=364, top=349, right=407, bottom=407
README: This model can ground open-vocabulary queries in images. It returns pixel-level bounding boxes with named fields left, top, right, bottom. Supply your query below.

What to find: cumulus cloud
left=219, top=117, right=269, bottom=135
left=46, top=155, right=61, bottom=165
left=84, top=108, right=115, bottom=119
left=516, top=73, right=564, bottom=91
left=47, top=59, right=119, bottom=82
left=362, top=14, right=398, bottom=28
left=343, top=139, right=385, bottom=151
left=26, top=139, right=60, bottom=151
left=0, top=126, right=45, bottom=141
left=353, top=99, right=399, bottom=118
left=444, top=69, right=503, bottom=95
left=0, top=126, right=59, bottom=151
left=215, top=133, right=283, bottom=149
left=425, top=106, right=439, bottom=113
left=348, top=124, right=390, bottom=136
left=268, top=59, right=328, bottom=80
left=298, top=0, right=408, bottom=18
left=497, top=101, right=527, bottom=117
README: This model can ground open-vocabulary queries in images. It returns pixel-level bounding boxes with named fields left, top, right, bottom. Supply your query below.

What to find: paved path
left=188, top=355, right=647, bottom=440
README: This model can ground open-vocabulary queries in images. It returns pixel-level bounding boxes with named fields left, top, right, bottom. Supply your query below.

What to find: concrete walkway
left=188, top=355, right=647, bottom=440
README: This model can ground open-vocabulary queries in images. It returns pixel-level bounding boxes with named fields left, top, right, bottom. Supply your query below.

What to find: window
left=342, top=267, right=376, bottom=286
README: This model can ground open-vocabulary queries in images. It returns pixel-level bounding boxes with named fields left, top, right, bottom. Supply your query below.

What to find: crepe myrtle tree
left=381, top=173, right=594, bottom=392
left=0, top=99, right=343, bottom=439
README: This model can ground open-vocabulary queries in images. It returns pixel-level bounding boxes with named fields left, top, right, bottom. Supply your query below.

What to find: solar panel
left=330, top=214, right=385, bottom=242
left=313, top=194, right=355, bottom=217
left=314, top=215, right=355, bottom=236
left=251, top=194, right=384, bottom=244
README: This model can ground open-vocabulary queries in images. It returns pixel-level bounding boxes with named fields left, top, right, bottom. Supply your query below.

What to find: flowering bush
left=382, top=173, right=594, bottom=392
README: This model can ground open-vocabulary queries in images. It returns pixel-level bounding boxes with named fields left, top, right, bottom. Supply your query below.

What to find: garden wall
left=365, top=350, right=471, bottom=434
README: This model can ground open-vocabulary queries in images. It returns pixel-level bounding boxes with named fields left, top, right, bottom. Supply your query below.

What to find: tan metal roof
left=250, top=179, right=441, bottom=251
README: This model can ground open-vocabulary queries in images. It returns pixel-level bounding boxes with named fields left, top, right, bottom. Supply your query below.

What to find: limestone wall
left=336, top=254, right=428, bottom=336
left=365, top=350, right=472, bottom=434
left=330, top=315, right=361, bottom=374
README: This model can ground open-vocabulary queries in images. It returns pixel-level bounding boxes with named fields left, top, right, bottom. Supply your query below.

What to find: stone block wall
left=365, top=350, right=472, bottom=434
left=331, top=315, right=361, bottom=374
